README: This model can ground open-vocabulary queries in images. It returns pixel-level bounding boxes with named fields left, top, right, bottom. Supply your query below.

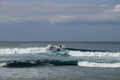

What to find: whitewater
left=0, top=47, right=47, bottom=54
left=0, top=47, right=120, bottom=58
left=0, top=46, right=120, bottom=68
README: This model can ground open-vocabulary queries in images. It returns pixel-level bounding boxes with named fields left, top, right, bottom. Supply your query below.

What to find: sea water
left=0, top=41, right=120, bottom=80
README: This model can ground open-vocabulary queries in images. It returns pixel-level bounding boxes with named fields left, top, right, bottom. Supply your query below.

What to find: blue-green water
left=0, top=41, right=120, bottom=80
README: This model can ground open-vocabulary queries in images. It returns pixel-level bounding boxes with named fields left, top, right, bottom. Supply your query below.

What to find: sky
left=0, top=0, right=120, bottom=41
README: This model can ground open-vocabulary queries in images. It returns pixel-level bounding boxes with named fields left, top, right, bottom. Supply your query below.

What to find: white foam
left=0, top=47, right=47, bottom=54
left=0, top=62, right=7, bottom=67
left=78, top=61, right=120, bottom=68
left=68, top=51, right=120, bottom=58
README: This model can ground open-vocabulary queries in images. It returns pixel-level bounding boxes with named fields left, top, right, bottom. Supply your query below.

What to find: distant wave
left=78, top=61, right=120, bottom=68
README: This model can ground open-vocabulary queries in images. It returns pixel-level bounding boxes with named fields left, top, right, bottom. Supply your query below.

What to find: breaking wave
left=0, top=47, right=47, bottom=54
left=0, top=47, right=120, bottom=58
left=0, top=46, right=120, bottom=68
left=69, top=51, right=120, bottom=58
left=78, top=61, right=120, bottom=68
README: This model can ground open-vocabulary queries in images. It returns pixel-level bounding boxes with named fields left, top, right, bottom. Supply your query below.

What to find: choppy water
left=0, top=41, right=120, bottom=80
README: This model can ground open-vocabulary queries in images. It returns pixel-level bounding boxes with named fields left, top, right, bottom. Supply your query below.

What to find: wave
left=0, top=60, right=78, bottom=67
left=0, top=46, right=120, bottom=58
left=0, top=47, right=47, bottom=54
left=78, top=61, right=120, bottom=68
left=69, top=51, right=120, bottom=58
left=0, top=46, right=68, bottom=56
left=0, top=47, right=120, bottom=58
left=2, top=60, right=120, bottom=68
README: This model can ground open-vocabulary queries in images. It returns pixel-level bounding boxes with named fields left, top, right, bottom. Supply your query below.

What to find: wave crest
left=69, top=51, right=120, bottom=58
left=0, top=47, right=47, bottom=54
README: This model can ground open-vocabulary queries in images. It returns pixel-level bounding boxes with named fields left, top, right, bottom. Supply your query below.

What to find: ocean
left=0, top=41, right=120, bottom=80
